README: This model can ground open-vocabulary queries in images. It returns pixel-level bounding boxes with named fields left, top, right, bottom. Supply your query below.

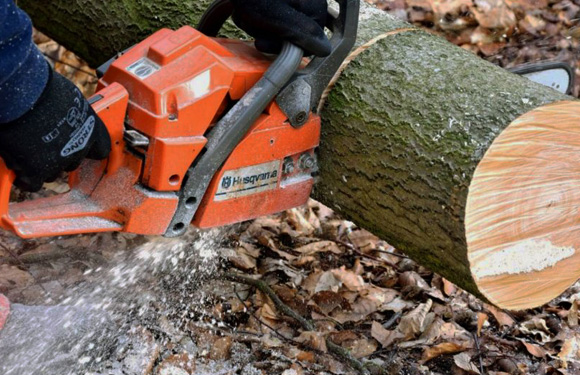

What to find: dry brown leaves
left=372, top=0, right=580, bottom=96
left=215, top=200, right=580, bottom=373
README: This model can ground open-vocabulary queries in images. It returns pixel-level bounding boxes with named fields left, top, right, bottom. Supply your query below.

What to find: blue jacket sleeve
left=0, top=0, right=49, bottom=123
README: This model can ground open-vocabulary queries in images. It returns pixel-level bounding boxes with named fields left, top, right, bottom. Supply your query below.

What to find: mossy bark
left=19, top=0, right=246, bottom=67
left=21, top=1, right=571, bottom=298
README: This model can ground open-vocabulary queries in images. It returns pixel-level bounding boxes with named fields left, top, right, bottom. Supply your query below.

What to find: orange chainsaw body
left=0, top=26, right=320, bottom=238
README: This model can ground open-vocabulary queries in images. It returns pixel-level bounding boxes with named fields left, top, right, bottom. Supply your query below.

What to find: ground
left=1, top=1, right=580, bottom=374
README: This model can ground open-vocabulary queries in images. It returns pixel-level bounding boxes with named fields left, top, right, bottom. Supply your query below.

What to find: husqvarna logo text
left=215, top=161, right=280, bottom=202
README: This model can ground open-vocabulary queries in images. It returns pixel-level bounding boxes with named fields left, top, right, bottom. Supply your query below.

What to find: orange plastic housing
left=0, top=294, right=9, bottom=331
left=0, top=26, right=319, bottom=238
left=98, top=25, right=320, bottom=230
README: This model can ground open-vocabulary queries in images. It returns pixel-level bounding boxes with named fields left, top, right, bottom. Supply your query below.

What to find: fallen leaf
left=289, top=363, right=305, bottom=375
left=372, top=321, right=397, bottom=347
left=421, top=342, right=467, bottom=363
left=209, top=337, right=233, bottom=360
left=302, top=270, right=323, bottom=295
left=399, top=317, right=443, bottom=348
left=518, top=14, right=546, bottom=35
left=311, top=290, right=351, bottom=315
left=258, top=302, right=279, bottom=322
left=519, top=317, right=552, bottom=343
left=558, top=334, right=580, bottom=366
left=470, top=26, right=498, bottom=44
left=453, top=352, right=480, bottom=374
left=432, top=0, right=474, bottom=30
left=569, top=295, right=579, bottom=327
left=292, top=255, right=318, bottom=267
left=383, top=297, right=414, bottom=312
left=472, top=0, right=516, bottom=29
left=519, top=340, right=547, bottom=358
left=477, top=313, right=488, bottom=337
left=399, top=271, right=430, bottom=290
left=314, top=271, right=342, bottom=293
left=225, top=247, right=257, bottom=271
left=362, top=286, right=399, bottom=309
left=259, top=259, right=301, bottom=285
left=0, top=265, right=34, bottom=293
left=295, top=241, right=342, bottom=255
left=257, top=233, right=296, bottom=261
left=261, top=333, right=284, bottom=348
left=504, top=0, right=547, bottom=10
left=295, top=331, right=328, bottom=353
left=398, top=299, right=433, bottom=340
left=331, top=296, right=379, bottom=324
left=408, top=0, right=433, bottom=9
left=347, top=229, right=379, bottom=253
left=328, top=330, right=360, bottom=345
left=442, top=278, right=457, bottom=296
left=486, top=305, right=515, bottom=327
left=331, top=267, right=366, bottom=291
left=285, top=208, right=316, bottom=235
left=345, top=338, right=378, bottom=358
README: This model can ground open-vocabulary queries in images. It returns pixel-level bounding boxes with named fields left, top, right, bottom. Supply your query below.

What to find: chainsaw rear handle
left=0, top=83, right=130, bottom=238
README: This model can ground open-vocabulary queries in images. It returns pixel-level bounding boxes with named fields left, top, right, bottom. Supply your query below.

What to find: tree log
left=21, top=1, right=578, bottom=309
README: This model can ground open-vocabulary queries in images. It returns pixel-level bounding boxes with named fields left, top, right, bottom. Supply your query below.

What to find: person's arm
left=0, top=0, right=110, bottom=192
left=0, top=0, right=48, bottom=123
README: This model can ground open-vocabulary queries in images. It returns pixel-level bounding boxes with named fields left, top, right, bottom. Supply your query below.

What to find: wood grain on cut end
left=466, top=101, right=580, bottom=310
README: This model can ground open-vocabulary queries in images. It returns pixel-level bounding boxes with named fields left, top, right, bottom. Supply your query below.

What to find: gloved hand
left=0, top=68, right=111, bottom=192
left=231, top=0, right=331, bottom=57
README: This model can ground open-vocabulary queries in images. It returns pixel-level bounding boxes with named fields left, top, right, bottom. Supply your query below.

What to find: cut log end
left=466, top=100, right=580, bottom=310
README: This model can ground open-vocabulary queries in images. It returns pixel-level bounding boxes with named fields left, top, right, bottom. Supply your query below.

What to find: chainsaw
left=0, top=0, right=359, bottom=239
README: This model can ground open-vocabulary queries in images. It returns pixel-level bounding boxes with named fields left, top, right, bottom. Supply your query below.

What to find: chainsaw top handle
left=198, top=0, right=360, bottom=127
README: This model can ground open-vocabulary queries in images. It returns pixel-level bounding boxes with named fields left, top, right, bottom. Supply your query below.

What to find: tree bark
left=21, top=1, right=578, bottom=309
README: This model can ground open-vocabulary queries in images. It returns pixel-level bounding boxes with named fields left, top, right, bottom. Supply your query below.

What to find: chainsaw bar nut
left=283, top=157, right=295, bottom=174
left=298, top=153, right=315, bottom=170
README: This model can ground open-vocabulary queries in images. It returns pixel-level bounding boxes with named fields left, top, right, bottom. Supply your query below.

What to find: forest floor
left=1, top=1, right=580, bottom=375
